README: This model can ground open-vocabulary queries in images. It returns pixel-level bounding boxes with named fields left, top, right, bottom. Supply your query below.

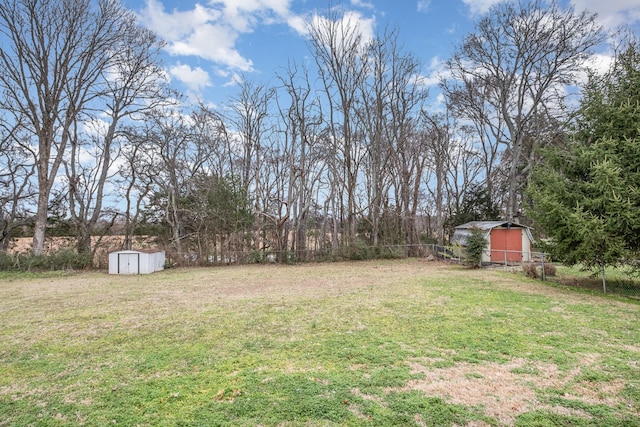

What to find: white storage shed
left=108, top=250, right=165, bottom=275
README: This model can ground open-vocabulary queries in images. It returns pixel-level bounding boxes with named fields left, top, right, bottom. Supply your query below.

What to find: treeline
left=0, top=0, right=633, bottom=267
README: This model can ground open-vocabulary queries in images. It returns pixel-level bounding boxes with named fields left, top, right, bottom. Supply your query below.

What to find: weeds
left=523, top=262, right=539, bottom=279
left=0, top=248, right=92, bottom=272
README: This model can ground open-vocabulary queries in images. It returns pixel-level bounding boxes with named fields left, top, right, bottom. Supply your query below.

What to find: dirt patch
left=391, top=355, right=628, bottom=425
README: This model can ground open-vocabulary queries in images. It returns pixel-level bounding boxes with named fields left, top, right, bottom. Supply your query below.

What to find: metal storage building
left=108, top=250, right=165, bottom=274
left=451, top=221, right=534, bottom=264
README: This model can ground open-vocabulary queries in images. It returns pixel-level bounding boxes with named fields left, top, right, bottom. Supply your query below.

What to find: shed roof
left=454, top=221, right=531, bottom=230
left=109, top=249, right=164, bottom=255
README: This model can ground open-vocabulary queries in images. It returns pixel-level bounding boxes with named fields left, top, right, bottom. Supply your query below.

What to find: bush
left=0, top=253, right=17, bottom=270
left=49, top=249, right=92, bottom=270
left=343, top=241, right=373, bottom=261
left=543, top=262, right=557, bottom=277
left=0, top=249, right=92, bottom=272
left=523, top=262, right=539, bottom=279
left=248, top=250, right=264, bottom=264
left=464, top=228, right=487, bottom=268
left=26, top=254, right=52, bottom=271
left=378, top=247, right=406, bottom=260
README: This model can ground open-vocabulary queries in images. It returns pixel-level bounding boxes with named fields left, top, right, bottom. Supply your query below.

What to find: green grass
left=554, top=264, right=634, bottom=281
left=553, top=264, right=640, bottom=298
left=1, top=260, right=638, bottom=426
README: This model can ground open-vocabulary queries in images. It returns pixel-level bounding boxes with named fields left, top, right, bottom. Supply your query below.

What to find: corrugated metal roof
left=454, top=221, right=530, bottom=230
left=451, top=228, right=491, bottom=246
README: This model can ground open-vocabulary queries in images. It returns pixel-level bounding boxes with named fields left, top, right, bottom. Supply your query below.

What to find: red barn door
left=490, top=228, right=522, bottom=263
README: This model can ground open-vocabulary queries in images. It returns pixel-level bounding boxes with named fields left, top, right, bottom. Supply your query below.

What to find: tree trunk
left=31, top=191, right=49, bottom=256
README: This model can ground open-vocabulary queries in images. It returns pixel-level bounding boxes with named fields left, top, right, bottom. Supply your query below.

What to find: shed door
left=118, top=253, right=139, bottom=274
left=490, top=229, right=522, bottom=263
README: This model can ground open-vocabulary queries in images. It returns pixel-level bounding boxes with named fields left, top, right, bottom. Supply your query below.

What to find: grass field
left=1, top=259, right=638, bottom=426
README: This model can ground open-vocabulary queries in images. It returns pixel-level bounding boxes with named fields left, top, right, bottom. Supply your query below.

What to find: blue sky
left=123, top=0, right=640, bottom=105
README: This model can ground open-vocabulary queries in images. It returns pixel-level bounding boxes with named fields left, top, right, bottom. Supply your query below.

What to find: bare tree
left=0, top=0, right=151, bottom=255
left=443, top=0, right=604, bottom=220
left=355, top=28, right=398, bottom=247
left=444, top=79, right=502, bottom=204
left=376, top=34, right=428, bottom=250
left=133, top=107, right=198, bottom=260
left=276, top=61, right=326, bottom=258
left=64, top=17, right=167, bottom=256
left=308, top=9, right=368, bottom=247
left=191, top=104, right=236, bottom=180
left=442, top=124, right=484, bottom=237
left=221, top=79, right=275, bottom=250
left=421, top=112, right=452, bottom=245
left=0, top=118, right=36, bottom=251
left=118, top=133, right=154, bottom=251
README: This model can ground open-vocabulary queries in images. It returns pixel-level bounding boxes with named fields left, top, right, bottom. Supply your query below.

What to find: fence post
left=541, top=253, right=546, bottom=281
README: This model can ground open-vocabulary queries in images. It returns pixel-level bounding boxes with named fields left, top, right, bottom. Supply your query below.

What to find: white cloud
left=350, top=0, right=375, bottom=9
left=138, top=0, right=295, bottom=73
left=287, top=14, right=308, bottom=35
left=136, top=0, right=384, bottom=85
left=417, top=0, right=431, bottom=14
left=569, top=1, right=639, bottom=88
left=587, top=53, right=615, bottom=75
left=286, top=3, right=377, bottom=44
left=140, top=1, right=221, bottom=42
left=421, top=56, right=449, bottom=88
left=304, top=10, right=376, bottom=47
left=218, top=0, right=292, bottom=32
left=169, top=63, right=212, bottom=92
left=462, top=0, right=507, bottom=15
left=575, top=52, right=616, bottom=88
left=571, top=0, right=640, bottom=29
left=461, top=0, right=640, bottom=27
left=223, top=73, right=244, bottom=88
left=344, top=11, right=376, bottom=43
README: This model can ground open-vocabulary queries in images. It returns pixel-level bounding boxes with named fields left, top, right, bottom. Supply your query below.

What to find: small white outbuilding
left=108, top=250, right=165, bottom=275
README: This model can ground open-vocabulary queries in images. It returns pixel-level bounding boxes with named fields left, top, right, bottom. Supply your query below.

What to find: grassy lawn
left=1, top=259, right=638, bottom=426
left=547, top=265, right=640, bottom=300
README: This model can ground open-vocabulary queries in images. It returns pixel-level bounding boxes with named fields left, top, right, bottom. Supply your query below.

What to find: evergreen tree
left=445, top=183, right=501, bottom=238
left=465, top=227, right=488, bottom=268
left=527, top=41, right=640, bottom=274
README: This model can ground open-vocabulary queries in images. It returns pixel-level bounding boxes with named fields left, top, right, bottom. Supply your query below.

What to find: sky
left=123, top=0, right=640, bottom=106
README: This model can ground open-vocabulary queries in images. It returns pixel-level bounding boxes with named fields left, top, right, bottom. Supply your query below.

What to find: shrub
left=343, top=241, right=373, bottom=261
left=26, top=254, right=52, bottom=271
left=543, top=263, right=557, bottom=277
left=464, top=228, right=487, bottom=268
left=49, top=249, right=92, bottom=270
left=248, top=250, right=266, bottom=264
left=0, top=249, right=92, bottom=272
left=0, top=253, right=17, bottom=271
left=378, top=247, right=406, bottom=260
left=523, top=262, right=539, bottom=279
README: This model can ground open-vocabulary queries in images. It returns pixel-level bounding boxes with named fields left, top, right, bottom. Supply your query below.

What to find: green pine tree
left=527, top=40, right=640, bottom=277
left=465, top=227, right=487, bottom=268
